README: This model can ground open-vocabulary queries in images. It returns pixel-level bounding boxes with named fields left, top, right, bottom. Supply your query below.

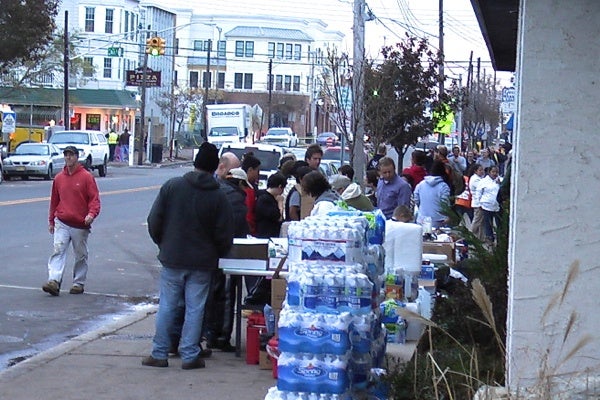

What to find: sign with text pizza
left=126, top=69, right=162, bottom=87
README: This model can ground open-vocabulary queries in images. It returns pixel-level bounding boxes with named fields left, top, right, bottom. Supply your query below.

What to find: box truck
left=206, top=104, right=252, bottom=148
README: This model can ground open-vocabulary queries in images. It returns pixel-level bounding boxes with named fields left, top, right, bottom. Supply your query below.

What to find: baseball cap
left=63, top=146, right=79, bottom=155
left=229, top=167, right=252, bottom=187
left=329, top=174, right=351, bottom=191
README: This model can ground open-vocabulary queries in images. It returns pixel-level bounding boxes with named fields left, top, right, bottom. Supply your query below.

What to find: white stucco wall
left=507, top=0, right=600, bottom=394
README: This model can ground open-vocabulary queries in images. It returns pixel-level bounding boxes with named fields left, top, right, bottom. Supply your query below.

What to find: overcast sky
left=168, top=0, right=510, bottom=84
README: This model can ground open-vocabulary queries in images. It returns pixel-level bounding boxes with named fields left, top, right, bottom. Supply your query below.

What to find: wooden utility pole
left=352, top=0, right=366, bottom=184
left=438, top=0, right=445, bottom=97
left=63, top=11, right=69, bottom=130
left=202, top=39, right=212, bottom=140
left=267, top=58, right=273, bottom=130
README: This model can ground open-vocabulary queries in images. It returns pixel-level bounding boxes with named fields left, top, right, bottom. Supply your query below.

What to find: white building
left=173, top=12, right=345, bottom=135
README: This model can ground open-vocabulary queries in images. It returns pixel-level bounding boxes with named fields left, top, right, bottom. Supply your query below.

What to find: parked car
left=322, top=146, right=351, bottom=163
left=316, top=132, right=339, bottom=147
left=218, top=142, right=284, bottom=189
left=48, top=130, right=109, bottom=177
left=262, top=127, right=298, bottom=148
left=319, top=159, right=340, bottom=177
left=2, top=143, right=65, bottom=180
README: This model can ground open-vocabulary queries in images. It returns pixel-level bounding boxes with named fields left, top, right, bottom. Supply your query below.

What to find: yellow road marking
left=0, top=185, right=162, bottom=207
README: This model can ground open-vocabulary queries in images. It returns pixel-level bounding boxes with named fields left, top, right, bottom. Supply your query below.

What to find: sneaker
left=42, top=280, right=60, bottom=296
left=141, top=356, right=168, bottom=368
left=181, top=356, right=205, bottom=370
left=69, top=285, right=84, bottom=294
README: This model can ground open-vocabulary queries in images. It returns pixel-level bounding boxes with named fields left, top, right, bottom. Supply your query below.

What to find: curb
left=0, top=304, right=158, bottom=382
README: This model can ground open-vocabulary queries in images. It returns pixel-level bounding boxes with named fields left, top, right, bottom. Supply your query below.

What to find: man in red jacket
left=43, top=146, right=101, bottom=296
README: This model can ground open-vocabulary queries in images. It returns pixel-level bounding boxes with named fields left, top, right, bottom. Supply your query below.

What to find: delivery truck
left=205, top=104, right=252, bottom=148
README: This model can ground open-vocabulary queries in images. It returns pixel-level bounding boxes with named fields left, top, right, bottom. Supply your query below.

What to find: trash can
left=151, top=144, right=163, bottom=163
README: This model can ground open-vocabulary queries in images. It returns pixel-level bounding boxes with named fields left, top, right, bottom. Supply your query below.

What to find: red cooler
left=246, top=312, right=265, bottom=365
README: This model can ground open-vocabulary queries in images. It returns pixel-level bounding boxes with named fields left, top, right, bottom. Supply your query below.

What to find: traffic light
left=145, top=37, right=162, bottom=56
left=157, top=37, right=166, bottom=55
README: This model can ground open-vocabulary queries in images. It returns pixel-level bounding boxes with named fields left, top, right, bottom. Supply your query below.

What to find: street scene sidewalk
left=0, top=305, right=277, bottom=400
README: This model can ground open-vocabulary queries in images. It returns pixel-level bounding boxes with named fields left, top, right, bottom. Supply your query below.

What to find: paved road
left=0, top=163, right=192, bottom=371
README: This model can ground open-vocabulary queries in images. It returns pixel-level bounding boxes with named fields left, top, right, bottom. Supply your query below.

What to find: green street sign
left=107, top=47, right=123, bottom=57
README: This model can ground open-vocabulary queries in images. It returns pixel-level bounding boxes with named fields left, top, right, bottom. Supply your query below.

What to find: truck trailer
left=205, top=104, right=252, bottom=148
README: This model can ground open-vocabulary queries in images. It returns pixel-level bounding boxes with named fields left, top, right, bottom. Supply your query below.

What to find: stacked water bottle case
left=265, top=214, right=388, bottom=400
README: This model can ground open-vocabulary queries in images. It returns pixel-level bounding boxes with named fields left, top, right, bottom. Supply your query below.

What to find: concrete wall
left=507, top=0, right=600, bottom=394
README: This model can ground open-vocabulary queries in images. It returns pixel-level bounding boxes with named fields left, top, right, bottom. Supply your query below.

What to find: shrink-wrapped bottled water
left=277, top=352, right=350, bottom=395
left=278, top=309, right=353, bottom=355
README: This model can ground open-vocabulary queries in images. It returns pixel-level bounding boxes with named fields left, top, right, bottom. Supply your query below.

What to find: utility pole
left=438, top=0, right=445, bottom=97
left=267, top=58, right=273, bottom=131
left=63, top=11, right=69, bottom=130
left=202, top=39, right=212, bottom=141
left=352, top=0, right=366, bottom=183
left=138, top=27, right=151, bottom=166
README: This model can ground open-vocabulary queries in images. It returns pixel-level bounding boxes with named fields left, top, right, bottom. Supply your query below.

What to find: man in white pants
left=43, top=145, right=101, bottom=296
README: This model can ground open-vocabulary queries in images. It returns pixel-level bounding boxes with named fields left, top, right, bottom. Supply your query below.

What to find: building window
left=86, top=114, right=101, bottom=130
left=193, top=40, right=203, bottom=51
left=276, top=43, right=284, bottom=59
left=294, top=44, right=302, bottom=61
left=275, top=75, right=283, bottom=91
left=234, top=73, right=253, bottom=89
left=285, top=44, right=292, bottom=60
left=130, top=13, right=135, bottom=40
left=124, top=11, right=129, bottom=34
left=203, top=40, right=212, bottom=52
left=202, top=71, right=211, bottom=88
left=85, top=7, right=95, bottom=32
left=174, top=70, right=178, bottom=87
left=234, top=73, right=243, bottom=88
left=103, top=58, right=112, bottom=78
left=235, top=41, right=244, bottom=57
left=244, top=73, right=253, bottom=89
left=293, top=76, right=300, bottom=92
left=83, top=57, right=94, bottom=77
left=217, top=72, right=225, bottom=89
left=284, top=75, right=292, bottom=91
left=105, top=9, right=113, bottom=33
left=245, top=41, right=254, bottom=57
left=190, top=71, right=199, bottom=88
left=268, top=42, right=275, bottom=59
left=175, top=38, right=179, bottom=55
left=217, top=40, right=226, bottom=58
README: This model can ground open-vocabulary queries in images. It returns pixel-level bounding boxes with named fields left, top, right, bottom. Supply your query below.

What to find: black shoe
left=141, top=356, right=168, bottom=368
left=199, top=348, right=213, bottom=358
left=181, top=356, right=205, bottom=370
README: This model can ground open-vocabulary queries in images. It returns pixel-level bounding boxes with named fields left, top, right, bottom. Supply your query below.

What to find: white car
left=218, top=142, right=284, bottom=189
left=48, top=130, right=109, bottom=177
left=262, top=127, right=298, bottom=148
left=2, top=143, right=65, bottom=181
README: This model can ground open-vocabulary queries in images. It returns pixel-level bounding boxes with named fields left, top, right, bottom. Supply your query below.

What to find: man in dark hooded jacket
left=142, top=142, right=234, bottom=370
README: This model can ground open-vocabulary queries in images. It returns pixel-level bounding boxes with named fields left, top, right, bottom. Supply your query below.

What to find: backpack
left=444, top=162, right=465, bottom=196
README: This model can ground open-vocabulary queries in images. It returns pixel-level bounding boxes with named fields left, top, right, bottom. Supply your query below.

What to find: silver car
left=2, top=143, right=66, bottom=180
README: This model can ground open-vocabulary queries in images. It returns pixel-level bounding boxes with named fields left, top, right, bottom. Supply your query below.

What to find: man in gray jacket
left=143, top=142, right=234, bottom=370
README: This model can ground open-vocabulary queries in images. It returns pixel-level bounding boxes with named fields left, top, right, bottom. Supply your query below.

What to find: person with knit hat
left=143, top=142, right=234, bottom=370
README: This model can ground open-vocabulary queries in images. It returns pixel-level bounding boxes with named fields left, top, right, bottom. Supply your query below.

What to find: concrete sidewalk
left=0, top=305, right=276, bottom=400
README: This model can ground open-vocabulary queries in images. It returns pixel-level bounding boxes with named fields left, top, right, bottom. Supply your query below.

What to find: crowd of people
left=105, top=128, right=131, bottom=163
left=39, top=136, right=511, bottom=370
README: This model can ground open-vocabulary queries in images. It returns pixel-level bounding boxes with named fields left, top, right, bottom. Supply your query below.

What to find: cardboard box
left=259, top=350, right=272, bottom=370
left=271, top=278, right=287, bottom=309
left=423, top=242, right=455, bottom=264
left=219, top=238, right=269, bottom=271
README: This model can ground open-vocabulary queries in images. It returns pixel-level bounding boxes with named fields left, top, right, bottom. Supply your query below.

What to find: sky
left=168, top=0, right=511, bottom=84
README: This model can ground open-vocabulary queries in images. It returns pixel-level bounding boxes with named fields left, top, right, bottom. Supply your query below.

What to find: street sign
left=2, top=111, right=16, bottom=134
left=501, top=87, right=516, bottom=113
left=126, top=69, right=162, bottom=87
left=107, top=47, right=123, bottom=57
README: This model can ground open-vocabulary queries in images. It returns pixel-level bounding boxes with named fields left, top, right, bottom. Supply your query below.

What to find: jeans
left=151, top=267, right=213, bottom=363
left=482, top=209, right=499, bottom=242
left=120, top=145, right=129, bottom=163
left=47, top=218, right=90, bottom=287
